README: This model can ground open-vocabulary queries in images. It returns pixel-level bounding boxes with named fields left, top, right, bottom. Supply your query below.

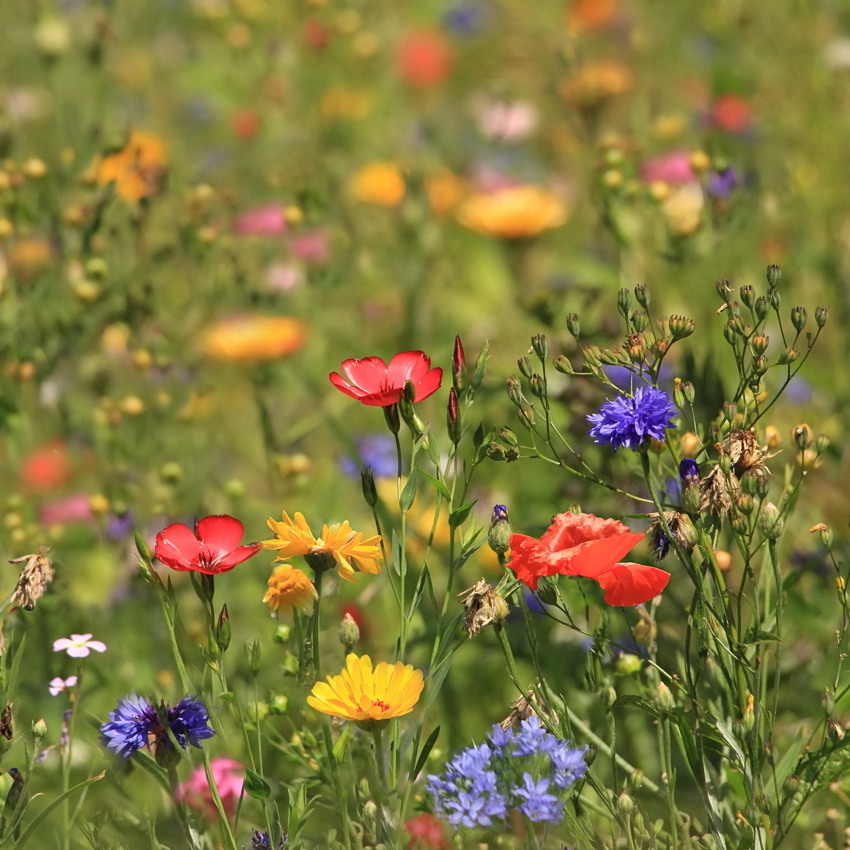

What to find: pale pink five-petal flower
left=52, top=634, right=107, bottom=658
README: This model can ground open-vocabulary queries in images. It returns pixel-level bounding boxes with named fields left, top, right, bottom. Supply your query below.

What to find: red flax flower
left=329, top=351, right=442, bottom=407
left=155, top=515, right=261, bottom=575
left=508, top=512, right=669, bottom=606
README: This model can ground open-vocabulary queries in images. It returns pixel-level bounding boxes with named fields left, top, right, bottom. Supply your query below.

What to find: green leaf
left=400, top=472, right=418, bottom=512
left=410, top=726, right=441, bottom=782
left=418, top=470, right=451, bottom=502
left=244, top=768, right=272, bottom=801
left=449, top=500, right=477, bottom=530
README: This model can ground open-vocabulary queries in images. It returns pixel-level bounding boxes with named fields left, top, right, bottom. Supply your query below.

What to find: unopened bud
left=447, top=388, right=461, bottom=444
left=488, top=505, right=511, bottom=554
left=531, top=334, right=548, bottom=362
left=759, top=502, right=784, bottom=540
left=32, top=718, right=47, bottom=739
left=750, top=334, right=769, bottom=355
left=754, top=296, right=769, bottom=321
left=216, top=604, right=231, bottom=653
left=528, top=374, right=545, bottom=398
left=716, top=279, right=732, bottom=303
left=790, top=306, right=807, bottom=333
left=743, top=693, right=755, bottom=732
left=470, top=340, right=489, bottom=393
left=361, top=466, right=378, bottom=507
left=810, top=523, right=833, bottom=549
left=766, top=264, right=781, bottom=288
left=736, top=494, right=754, bottom=515
left=486, top=442, right=507, bottom=461
left=768, top=287, right=780, bottom=310
left=617, top=791, right=635, bottom=817
left=565, top=313, right=581, bottom=338
left=553, top=355, right=573, bottom=374
left=339, top=613, right=360, bottom=654
left=634, top=283, right=650, bottom=309
left=778, top=347, right=799, bottom=365
left=815, top=306, right=829, bottom=328
left=506, top=375, right=522, bottom=407
left=518, top=406, right=536, bottom=428
left=792, top=424, right=813, bottom=450
left=517, top=356, right=534, bottom=380
left=815, top=433, right=830, bottom=453
left=669, top=315, right=695, bottom=340
left=499, top=427, right=519, bottom=447
left=245, top=639, right=262, bottom=677
left=739, top=284, right=754, bottom=308
left=452, top=335, right=467, bottom=393
left=631, top=310, right=648, bottom=333
left=617, top=288, right=632, bottom=319
left=654, top=681, right=675, bottom=713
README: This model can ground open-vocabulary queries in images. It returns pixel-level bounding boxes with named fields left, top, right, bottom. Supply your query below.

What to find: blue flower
left=587, top=386, right=677, bottom=451
left=515, top=774, right=562, bottom=823
left=247, top=830, right=287, bottom=850
left=339, top=434, right=399, bottom=479
left=100, top=695, right=214, bottom=761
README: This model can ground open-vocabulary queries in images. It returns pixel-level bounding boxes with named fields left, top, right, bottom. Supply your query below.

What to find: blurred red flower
left=329, top=351, right=443, bottom=407
left=395, top=29, right=452, bottom=88
left=404, top=812, right=448, bottom=849
left=155, top=515, right=261, bottom=575
left=709, top=94, right=753, bottom=134
left=231, top=107, right=261, bottom=140
left=21, top=439, right=72, bottom=491
left=508, top=512, right=669, bottom=606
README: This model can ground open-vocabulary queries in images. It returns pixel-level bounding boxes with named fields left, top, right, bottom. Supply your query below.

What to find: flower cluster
left=100, top=695, right=215, bottom=763
left=587, top=385, right=677, bottom=451
left=426, top=716, right=587, bottom=828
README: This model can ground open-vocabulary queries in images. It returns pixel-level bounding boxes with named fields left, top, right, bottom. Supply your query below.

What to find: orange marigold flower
left=95, top=131, right=167, bottom=202
left=457, top=186, right=567, bottom=239
left=307, top=654, right=424, bottom=727
left=263, top=511, right=382, bottom=583
left=263, top=563, right=318, bottom=617
left=348, top=162, right=405, bottom=207
left=201, top=315, right=307, bottom=361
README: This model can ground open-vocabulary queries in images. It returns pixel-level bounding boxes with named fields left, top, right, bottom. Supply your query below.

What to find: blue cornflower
left=338, top=434, right=399, bottom=479
left=679, top=458, right=700, bottom=484
left=515, top=774, right=562, bottom=823
left=587, top=385, right=677, bottom=451
left=247, top=830, right=288, bottom=850
left=100, top=695, right=214, bottom=762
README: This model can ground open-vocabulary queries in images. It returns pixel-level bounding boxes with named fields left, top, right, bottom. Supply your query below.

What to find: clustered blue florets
left=426, top=717, right=588, bottom=829
left=100, top=694, right=215, bottom=760
left=587, top=385, right=677, bottom=452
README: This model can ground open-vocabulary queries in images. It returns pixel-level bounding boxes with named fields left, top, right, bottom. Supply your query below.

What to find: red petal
left=340, top=356, right=389, bottom=392
left=412, top=366, right=443, bottom=402
left=329, top=371, right=369, bottom=399
left=386, top=351, right=431, bottom=385
left=155, top=522, right=202, bottom=568
left=591, top=562, right=670, bottom=606
left=213, top=542, right=263, bottom=571
left=541, top=513, right=643, bottom=577
left=196, top=515, right=246, bottom=555
left=507, top=534, right=550, bottom=589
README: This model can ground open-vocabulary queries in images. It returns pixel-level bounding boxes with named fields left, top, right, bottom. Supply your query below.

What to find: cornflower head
left=100, top=695, right=214, bottom=766
left=587, top=385, right=677, bottom=451
left=263, top=511, right=382, bottom=583
left=426, top=716, right=587, bottom=829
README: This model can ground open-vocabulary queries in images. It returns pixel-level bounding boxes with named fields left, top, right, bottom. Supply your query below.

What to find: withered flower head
left=647, top=511, right=698, bottom=559
left=457, top=578, right=510, bottom=637
left=9, top=547, right=54, bottom=611
left=499, top=689, right=545, bottom=731
left=699, top=465, right=737, bottom=516
left=722, top=428, right=778, bottom=477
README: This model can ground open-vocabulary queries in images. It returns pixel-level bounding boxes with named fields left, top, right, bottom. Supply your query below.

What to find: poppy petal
left=591, top=562, right=670, bottom=606
left=155, top=522, right=202, bottom=568
left=196, top=515, right=247, bottom=555
left=329, top=371, right=370, bottom=399
left=386, top=350, right=431, bottom=384
left=340, top=356, right=390, bottom=391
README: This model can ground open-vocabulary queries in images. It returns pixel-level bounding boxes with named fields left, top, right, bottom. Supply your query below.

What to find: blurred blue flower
left=587, top=386, right=677, bottom=451
left=706, top=166, right=741, bottom=199
left=442, top=2, right=489, bottom=35
left=248, top=830, right=288, bottom=850
left=339, top=434, right=399, bottom=479
left=427, top=716, right=587, bottom=828
left=100, top=695, right=214, bottom=760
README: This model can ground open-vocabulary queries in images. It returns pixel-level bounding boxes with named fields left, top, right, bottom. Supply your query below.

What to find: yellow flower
left=560, top=61, right=633, bottom=107
left=307, top=654, right=424, bottom=726
left=201, top=315, right=308, bottom=361
left=95, top=131, right=167, bottom=202
left=263, top=564, right=318, bottom=617
left=348, top=162, right=405, bottom=207
left=263, top=511, right=382, bottom=583
left=456, top=185, right=567, bottom=239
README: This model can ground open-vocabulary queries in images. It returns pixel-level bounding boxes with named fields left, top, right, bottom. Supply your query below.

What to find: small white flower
left=52, top=634, right=107, bottom=658
left=48, top=675, right=78, bottom=696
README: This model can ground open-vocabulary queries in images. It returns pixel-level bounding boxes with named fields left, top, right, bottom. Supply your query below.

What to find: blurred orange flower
left=201, top=315, right=307, bottom=361
left=95, top=131, right=167, bottom=202
left=565, top=0, right=619, bottom=33
left=21, top=439, right=72, bottom=491
left=348, top=162, right=405, bottom=206
left=426, top=171, right=468, bottom=217
left=395, top=28, right=452, bottom=88
left=457, top=186, right=567, bottom=239
left=561, top=61, right=633, bottom=107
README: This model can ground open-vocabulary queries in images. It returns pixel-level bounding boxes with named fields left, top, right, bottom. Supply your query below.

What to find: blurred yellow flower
left=660, top=183, right=703, bottom=236
left=426, top=171, right=468, bottom=217
left=95, top=131, right=167, bottom=202
left=263, top=564, right=318, bottom=617
left=321, top=87, right=373, bottom=120
left=307, top=654, right=424, bottom=726
left=201, top=315, right=307, bottom=361
left=348, top=162, right=405, bottom=207
left=560, top=61, right=632, bottom=107
left=457, top=186, right=567, bottom=239
left=263, top=511, right=382, bottom=583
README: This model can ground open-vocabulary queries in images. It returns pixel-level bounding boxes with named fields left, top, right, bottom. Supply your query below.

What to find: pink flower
left=289, top=228, right=329, bottom=264
left=233, top=204, right=287, bottom=238
left=39, top=494, right=96, bottom=526
left=49, top=675, right=78, bottom=696
left=176, top=757, right=245, bottom=820
left=53, top=634, right=107, bottom=657
left=154, top=515, right=261, bottom=575
left=329, top=351, right=443, bottom=407
left=640, top=151, right=697, bottom=186
left=474, top=99, right=538, bottom=142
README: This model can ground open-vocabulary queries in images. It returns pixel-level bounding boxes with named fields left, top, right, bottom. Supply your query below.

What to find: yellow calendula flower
left=348, top=162, right=405, bottom=207
left=307, top=654, right=424, bottom=727
left=201, top=315, right=308, bottom=361
left=263, top=564, right=318, bottom=617
left=263, top=511, right=382, bottom=582
left=457, top=185, right=567, bottom=240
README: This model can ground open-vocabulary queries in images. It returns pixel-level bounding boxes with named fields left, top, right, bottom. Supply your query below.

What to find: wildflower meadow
left=2, top=1, right=850, bottom=848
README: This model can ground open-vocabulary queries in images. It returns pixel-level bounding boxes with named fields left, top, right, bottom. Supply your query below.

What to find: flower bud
left=32, top=718, right=47, bottom=739
left=517, top=356, right=534, bottom=380
left=470, top=340, right=489, bottom=393
left=768, top=287, right=780, bottom=310
left=716, top=279, right=732, bottom=303
left=338, top=612, right=360, bottom=654
left=654, top=681, right=675, bottom=713
left=361, top=466, right=378, bottom=507
left=487, top=505, right=511, bottom=554
left=790, top=306, right=807, bottom=333
left=750, top=334, right=769, bottom=355
left=736, top=494, right=754, bottom=515
left=553, top=355, right=573, bottom=374
left=447, top=388, right=461, bottom=445
left=499, top=427, right=519, bottom=447
left=452, top=335, right=466, bottom=393
left=518, top=406, right=536, bottom=428
left=792, top=423, right=813, bottom=451
left=634, top=283, right=650, bottom=309
left=810, top=522, right=833, bottom=549
left=766, top=264, right=781, bottom=288
left=631, top=310, right=648, bottom=333
left=528, top=374, right=545, bottom=398
left=743, top=693, right=755, bottom=733
left=759, top=502, right=784, bottom=540
left=244, top=638, right=262, bottom=677
left=531, top=333, right=548, bottom=362
left=216, top=603, right=231, bottom=653
left=565, top=313, right=581, bottom=338
left=739, top=284, right=754, bottom=308
left=382, top=402, right=400, bottom=434
left=617, top=287, right=632, bottom=319
left=815, top=305, right=829, bottom=328
left=617, top=791, right=635, bottom=817
left=666, top=314, right=693, bottom=340
left=754, top=295, right=769, bottom=321
left=486, top=442, right=507, bottom=461
left=815, top=433, right=830, bottom=453
left=778, top=347, right=799, bottom=365
left=506, top=375, right=522, bottom=407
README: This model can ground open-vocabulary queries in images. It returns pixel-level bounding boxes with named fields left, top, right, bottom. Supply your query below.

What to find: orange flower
left=560, top=61, right=632, bottom=107
left=307, top=654, right=424, bottom=727
left=263, top=564, right=318, bottom=617
left=95, top=131, right=167, bottom=201
left=201, top=315, right=307, bottom=361
left=426, top=172, right=468, bottom=217
left=395, top=28, right=452, bottom=88
left=457, top=186, right=567, bottom=239
left=348, top=162, right=405, bottom=207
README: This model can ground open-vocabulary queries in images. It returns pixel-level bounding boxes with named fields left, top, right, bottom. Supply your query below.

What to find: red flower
left=709, top=94, right=752, bottom=134
left=155, top=515, right=261, bottom=575
left=395, top=29, right=452, bottom=88
left=404, top=813, right=448, bottom=849
left=329, top=351, right=443, bottom=407
left=508, top=512, right=669, bottom=606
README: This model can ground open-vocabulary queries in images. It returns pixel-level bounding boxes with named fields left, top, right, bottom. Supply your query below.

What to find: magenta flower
left=233, top=204, right=287, bottom=238
left=53, top=634, right=107, bottom=658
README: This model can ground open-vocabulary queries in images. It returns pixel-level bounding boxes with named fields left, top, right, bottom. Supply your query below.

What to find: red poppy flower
left=709, top=94, right=753, bottom=134
left=508, top=512, right=669, bottom=606
left=404, top=812, right=448, bottom=849
left=395, top=29, right=452, bottom=88
left=329, top=351, right=443, bottom=407
left=154, top=515, right=261, bottom=575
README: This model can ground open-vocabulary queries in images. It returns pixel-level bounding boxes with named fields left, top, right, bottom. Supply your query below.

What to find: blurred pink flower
left=233, top=204, right=287, bottom=238
left=289, top=228, right=330, bottom=264
left=39, top=494, right=96, bottom=526
left=474, top=99, right=538, bottom=142
left=176, top=757, right=245, bottom=820
left=49, top=675, right=78, bottom=696
left=640, top=151, right=696, bottom=185
left=53, top=634, right=107, bottom=658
